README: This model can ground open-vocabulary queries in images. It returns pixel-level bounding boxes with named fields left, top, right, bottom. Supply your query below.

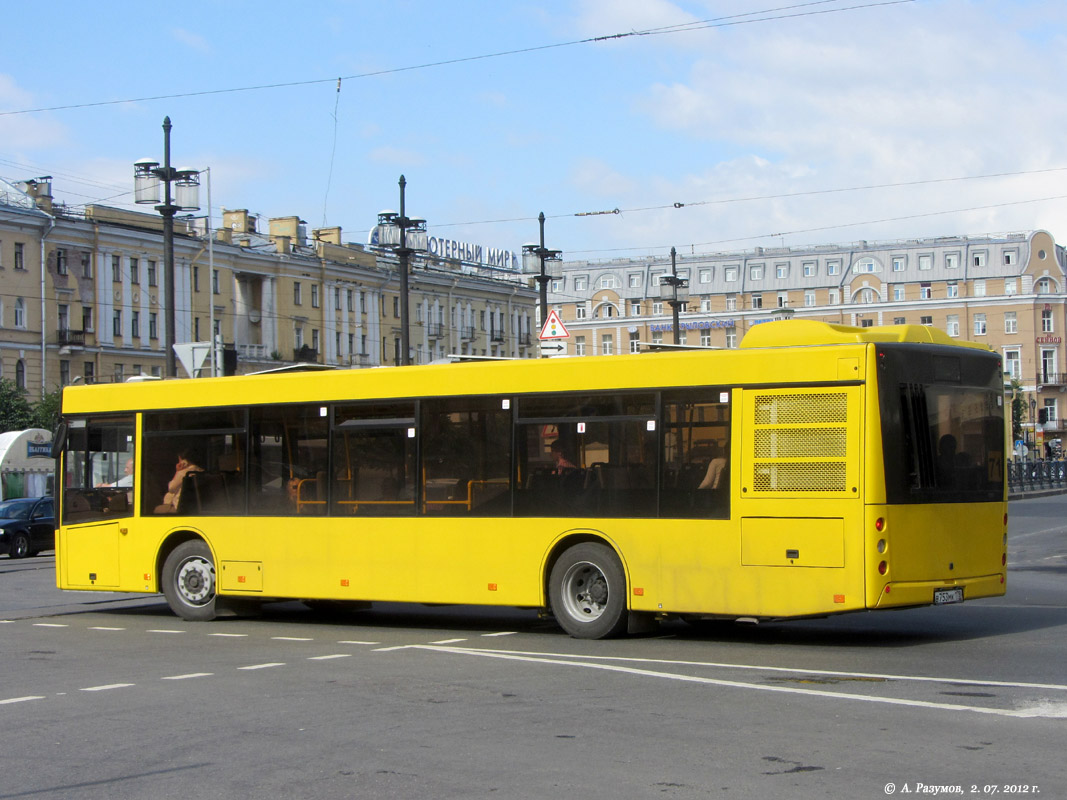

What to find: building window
left=60, top=360, right=70, bottom=386
left=750, top=265, right=763, bottom=281
left=652, top=301, right=663, bottom=315
left=918, top=254, right=932, bottom=270
left=651, top=330, right=663, bottom=346
left=947, top=282, right=958, bottom=298
left=112, top=255, right=121, bottom=282
left=973, top=280, right=986, bottom=297
left=946, top=314, right=959, bottom=337
left=893, top=285, right=905, bottom=301
left=15, top=243, right=25, bottom=270
left=629, top=331, right=641, bottom=353
left=1004, top=250, right=1017, bottom=266
left=973, top=313, right=987, bottom=336
left=775, top=263, right=788, bottom=279
left=193, top=266, right=200, bottom=292
left=14, top=298, right=26, bottom=328
left=777, top=292, right=789, bottom=308
left=751, top=294, right=763, bottom=309
left=920, top=283, right=932, bottom=300
left=56, top=249, right=68, bottom=275
left=804, top=290, right=815, bottom=307
left=859, top=288, right=874, bottom=304
left=1036, top=278, right=1053, bottom=294
left=598, top=274, right=618, bottom=290
left=131, top=310, right=140, bottom=338
left=852, top=257, right=879, bottom=274
left=700, top=330, right=712, bottom=347
left=893, top=316, right=906, bottom=325
left=82, top=306, right=94, bottom=332
left=573, top=276, right=588, bottom=291
left=311, top=284, right=320, bottom=308
left=803, top=261, right=816, bottom=277
left=1005, top=278, right=1017, bottom=295
left=1005, top=350, right=1021, bottom=380
left=129, top=257, right=139, bottom=284
left=601, top=334, right=613, bottom=355
left=551, top=279, right=562, bottom=292
left=346, top=289, right=354, bottom=312
left=628, top=274, right=642, bottom=288
left=114, top=363, right=124, bottom=382
left=15, top=360, right=26, bottom=389
left=892, top=256, right=905, bottom=272
left=631, top=301, right=641, bottom=316
left=700, top=298, right=712, bottom=312
left=860, top=318, right=874, bottom=328
left=945, top=253, right=960, bottom=270
left=213, top=269, right=220, bottom=295
left=724, top=266, right=738, bottom=282
left=827, top=261, right=840, bottom=275
left=699, top=269, right=712, bottom=283
left=973, top=251, right=987, bottom=268
left=293, top=282, right=302, bottom=305
left=575, top=304, right=587, bottom=319
left=725, top=332, right=737, bottom=349
left=149, top=312, right=158, bottom=339
left=828, top=289, right=839, bottom=304
left=1042, top=309, right=1054, bottom=333
left=920, top=316, right=933, bottom=326
left=81, top=252, right=93, bottom=278
left=312, top=329, right=320, bottom=351
left=113, top=310, right=122, bottom=337
left=147, top=260, right=157, bottom=286
left=726, top=294, right=737, bottom=311
left=1005, top=312, right=1017, bottom=334
left=573, top=335, right=585, bottom=356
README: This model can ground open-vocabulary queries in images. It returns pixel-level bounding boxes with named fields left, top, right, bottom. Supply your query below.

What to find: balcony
left=238, top=343, right=271, bottom=361
left=426, top=323, right=444, bottom=339
left=57, top=329, right=85, bottom=348
left=1038, top=373, right=1067, bottom=388
left=460, top=326, right=476, bottom=340
left=518, top=333, right=531, bottom=346
left=294, top=345, right=319, bottom=363
left=490, top=329, right=505, bottom=343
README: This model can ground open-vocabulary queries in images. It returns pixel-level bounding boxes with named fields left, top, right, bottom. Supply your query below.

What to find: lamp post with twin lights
left=376, top=175, right=428, bottom=366
left=659, top=246, right=689, bottom=345
left=134, top=116, right=200, bottom=377
left=522, top=212, right=563, bottom=342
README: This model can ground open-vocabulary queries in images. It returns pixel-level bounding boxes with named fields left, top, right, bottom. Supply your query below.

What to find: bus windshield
left=878, top=344, right=1005, bottom=503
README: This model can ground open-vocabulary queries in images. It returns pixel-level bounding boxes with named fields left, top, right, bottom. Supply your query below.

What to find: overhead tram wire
left=0, top=0, right=915, bottom=118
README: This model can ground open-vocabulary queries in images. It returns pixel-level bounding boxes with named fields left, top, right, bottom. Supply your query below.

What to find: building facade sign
left=650, top=319, right=736, bottom=332
left=428, top=236, right=517, bottom=270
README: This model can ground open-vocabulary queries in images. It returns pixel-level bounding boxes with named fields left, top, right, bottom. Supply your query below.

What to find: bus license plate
left=933, top=587, right=964, bottom=605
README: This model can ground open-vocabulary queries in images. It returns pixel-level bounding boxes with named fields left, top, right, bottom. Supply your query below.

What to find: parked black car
left=0, top=497, right=55, bottom=559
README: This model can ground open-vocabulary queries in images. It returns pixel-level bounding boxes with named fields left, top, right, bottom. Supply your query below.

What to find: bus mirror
left=51, top=421, right=68, bottom=460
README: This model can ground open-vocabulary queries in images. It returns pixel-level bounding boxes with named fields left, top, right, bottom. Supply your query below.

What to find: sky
left=2, top=0, right=1066, bottom=264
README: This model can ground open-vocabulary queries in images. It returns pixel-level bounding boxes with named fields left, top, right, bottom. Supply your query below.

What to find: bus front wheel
left=549, top=542, right=629, bottom=639
left=162, top=540, right=217, bottom=621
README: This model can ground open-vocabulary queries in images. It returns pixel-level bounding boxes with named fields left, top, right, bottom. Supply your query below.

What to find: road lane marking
left=0, top=696, right=45, bottom=705
left=417, top=645, right=1063, bottom=719
left=432, top=646, right=1067, bottom=693
left=308, top=654, right=352, bottom=661
left=208, top=633, right=248, bottom=638
left=81, top=684, right=135, bottom=692
left=238, top=663, right=285, bottom=670
left=482, top=631, right=517, bottom=637
left=338, top=640, right=380, bottom=645
left=33, top=623, right=68, bottom=628
left=430, top=638, right=467, bottom=644
left=162, top=673, right=214, bottom=680
left=148, top=629, right=186, bottom=634
left=90, top=626, right=125, bottom=631
left=272, top=636, right=313, bottom=642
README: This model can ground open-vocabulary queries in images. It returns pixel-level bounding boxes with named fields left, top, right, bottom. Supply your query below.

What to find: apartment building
left=0, top=178, right=537, bottom=400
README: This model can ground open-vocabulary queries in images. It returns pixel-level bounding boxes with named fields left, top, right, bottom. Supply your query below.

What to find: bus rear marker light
left=633, top=588, right=644, bottom=596
left=878, top=561, right=887, bottom=575
left=340, top=579, right=350, bottom=587
left=488, top=583, right=498, bottom=591
left=875, top=517, right=885, bottom=532
left=833, top=595, right=845, bottom=604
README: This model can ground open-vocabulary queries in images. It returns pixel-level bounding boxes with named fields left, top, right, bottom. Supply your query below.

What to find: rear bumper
left=872, top=573, right=1005, bottom=608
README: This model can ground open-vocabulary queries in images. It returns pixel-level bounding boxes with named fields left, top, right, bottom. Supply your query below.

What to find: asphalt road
left=1, top=498, right=1065, bottom=800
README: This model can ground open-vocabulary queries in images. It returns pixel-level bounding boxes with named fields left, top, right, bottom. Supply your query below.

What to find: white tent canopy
left=0, top=428, right=54, bottom=499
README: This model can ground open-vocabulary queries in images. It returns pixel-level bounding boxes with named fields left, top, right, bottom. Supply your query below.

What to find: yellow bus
left=54, top=320, right=1007, bottom=638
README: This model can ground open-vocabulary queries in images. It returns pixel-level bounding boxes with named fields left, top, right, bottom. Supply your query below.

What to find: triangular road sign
left=539, top=309, right=570, bottom=340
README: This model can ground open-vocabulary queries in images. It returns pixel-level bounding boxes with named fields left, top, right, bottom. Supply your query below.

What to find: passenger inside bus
left=154, top=450, right=203, bottom=513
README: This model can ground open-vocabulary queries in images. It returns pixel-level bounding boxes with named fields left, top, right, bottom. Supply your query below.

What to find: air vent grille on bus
left=750, top=391, right=850, bottom=493
left=753, top=393, right=847, bottom=425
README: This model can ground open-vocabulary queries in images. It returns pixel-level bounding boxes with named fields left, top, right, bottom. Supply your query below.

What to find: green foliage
left=0, top=379, right=35, bottom=433
left=31, top=388, right=63, bottom=433
left=1009, top=379, right=1025, bottom=444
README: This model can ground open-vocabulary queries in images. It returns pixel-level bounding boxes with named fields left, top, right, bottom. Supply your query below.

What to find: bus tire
left=162, top=540, right=217, bottom=621
left=549, top=542, right=628, bottom=639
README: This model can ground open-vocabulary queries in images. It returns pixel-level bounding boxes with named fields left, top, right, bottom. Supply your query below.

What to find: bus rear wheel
left=162, top=540, right=217, bottom=621
left=549, top=542, right=628, bottom=639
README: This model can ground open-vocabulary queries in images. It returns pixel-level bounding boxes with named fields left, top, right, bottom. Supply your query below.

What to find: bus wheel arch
left=158, top=533, right=217, bottom=621
left=545, top=534, right=629, bottom=639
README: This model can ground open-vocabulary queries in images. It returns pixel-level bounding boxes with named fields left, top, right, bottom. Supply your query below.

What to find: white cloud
left=171, top=28, right=211, bottom=53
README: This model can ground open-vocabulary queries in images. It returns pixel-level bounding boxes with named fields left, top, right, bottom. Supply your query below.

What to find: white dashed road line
left=308, top=654, right=352, bottom=661
left=1, top=696, right=45, bottom=705
left=81, top=684, right=135, bottom=692
left=162, top=673, right=214, bottom=681
left=238, top=663, right=285, bottom=671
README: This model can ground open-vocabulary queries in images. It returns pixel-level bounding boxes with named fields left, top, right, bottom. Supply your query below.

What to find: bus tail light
left=878, top=561, right=888, bottom=575
left=874, top=517, right=885, bottom=532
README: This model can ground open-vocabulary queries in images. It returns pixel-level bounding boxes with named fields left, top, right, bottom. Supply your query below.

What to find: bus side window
left=661, top=390, right=731, bottom=519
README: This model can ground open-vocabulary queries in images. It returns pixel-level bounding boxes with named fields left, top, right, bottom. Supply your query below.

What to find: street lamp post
left=659, top=246, right=690, bottom=345
left=377, top=175, right=427, bottom=366
left=521, top=212, right=563, bottom=337
left=1030, top=395, right=1038, bottom=459
left=134, top=117, right=200, bottom=377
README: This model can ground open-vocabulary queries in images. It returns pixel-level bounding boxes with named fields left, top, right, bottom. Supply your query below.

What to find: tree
left=0, top=379, right=34, bottom=433
left=31, top=388, right=62, bottom=433
left=1010, top=379, right=1024, bottom=446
